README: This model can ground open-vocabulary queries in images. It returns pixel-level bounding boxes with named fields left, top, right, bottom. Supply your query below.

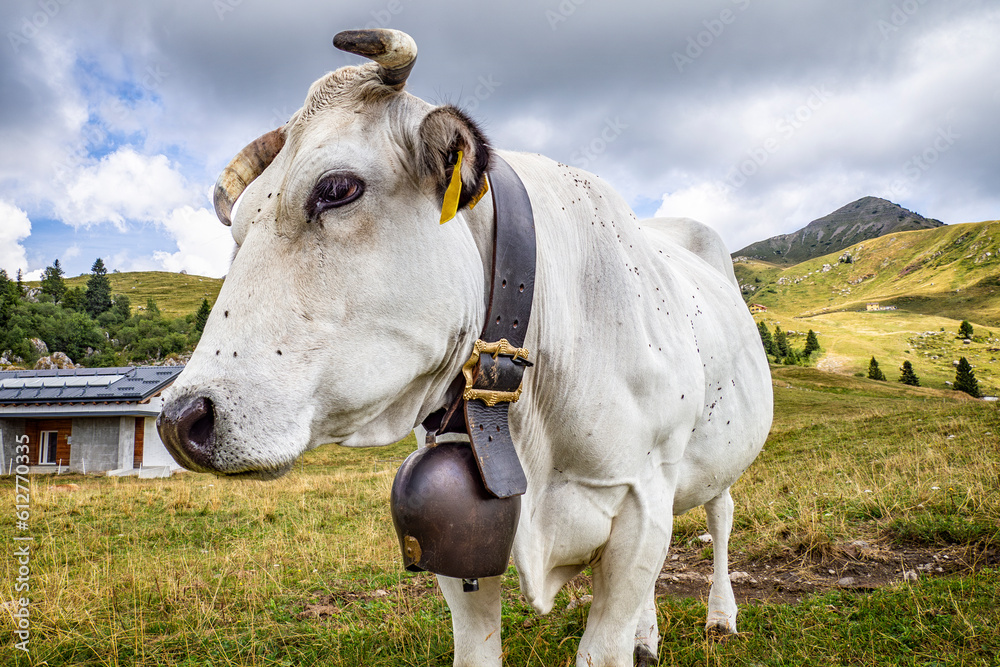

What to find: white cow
left=158, top=29, right=772, bottom=667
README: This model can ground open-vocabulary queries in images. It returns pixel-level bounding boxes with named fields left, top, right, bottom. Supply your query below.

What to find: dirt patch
left=816, top=352, right=853, bottom=375
left=653, top=541, right=998, bottom=606
left=296, top=543, right=997, bottom=621
left=297, top=572, right=439, bottom=620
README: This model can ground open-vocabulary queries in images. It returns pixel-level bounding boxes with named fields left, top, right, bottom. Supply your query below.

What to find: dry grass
left=2, top=370, right=999, bottom=665
left=675, top=366, right=1000, bottom=561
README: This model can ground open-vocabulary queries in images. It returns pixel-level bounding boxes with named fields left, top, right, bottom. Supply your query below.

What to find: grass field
left=736, top=219, right=1000, bottom=326
left=52, top=272, right=224, bottom=319
left=2, top=367, right=999, bottom=665
left=757, top=309, right=1000, bottom=397
left=735, top=219, right=1000, bottom=397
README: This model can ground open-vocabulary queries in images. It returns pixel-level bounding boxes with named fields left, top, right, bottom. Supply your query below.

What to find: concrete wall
left=0, top=418, right=27, bottom=474
left=117, top=416, right=134, bottom=471
left=141, top=416, right=183, bottom=469
left=70, top=417, right=121, bottom=473
left=3, top=414, right=181, bottom=474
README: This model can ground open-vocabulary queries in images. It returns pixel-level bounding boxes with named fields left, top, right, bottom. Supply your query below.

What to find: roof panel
left=0, top=366, right=184, bottom=406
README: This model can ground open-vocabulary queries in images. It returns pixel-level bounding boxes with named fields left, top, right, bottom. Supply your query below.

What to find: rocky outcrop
left=29, top=338, right=49, bottom=356
left=34, top=352, right=77, bottom=370
left=733, top=197, right=944, bottom=265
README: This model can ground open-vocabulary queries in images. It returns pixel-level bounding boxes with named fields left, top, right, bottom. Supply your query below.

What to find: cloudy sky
left=1, top=0, right=997, bottom=279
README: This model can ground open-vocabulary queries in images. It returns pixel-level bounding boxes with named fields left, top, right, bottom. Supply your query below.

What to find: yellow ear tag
left=468, top=176, right=489, bottom=210
left=439, top=150, right=464, bottom=224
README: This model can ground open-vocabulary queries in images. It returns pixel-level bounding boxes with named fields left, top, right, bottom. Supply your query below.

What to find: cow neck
left=423, top=154, right=536, bottom=499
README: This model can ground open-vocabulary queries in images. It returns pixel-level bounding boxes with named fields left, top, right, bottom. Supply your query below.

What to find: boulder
left=29, top=338, right=49, bottom=355
left=34, top=352, right=77, bottom=370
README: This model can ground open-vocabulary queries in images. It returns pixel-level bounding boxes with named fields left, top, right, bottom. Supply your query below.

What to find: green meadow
left=737, top=219, right=1000, bottom=396
left=58, top=271, right=225, bottom=320
left=2, top=366, right=998, bottom=666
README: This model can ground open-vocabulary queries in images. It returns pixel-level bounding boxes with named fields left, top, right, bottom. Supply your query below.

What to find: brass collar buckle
left=461, top=338, right=532, bottom=407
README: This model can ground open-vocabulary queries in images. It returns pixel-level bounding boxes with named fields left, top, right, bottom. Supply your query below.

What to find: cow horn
left=212, top=128, right=286, bottom=226
left=333, top=29, right=418, bottom=89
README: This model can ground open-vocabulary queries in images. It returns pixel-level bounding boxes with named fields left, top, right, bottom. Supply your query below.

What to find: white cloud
left=55, top=148, right=194, bottom=229
left=0, top=200, right=32, bottom=276
left=2, top=1, right=998, bottom=282
left=655, top=174, right=865, bottom=254
left=107, top=249, right=160, bottom=274
left=63, top=244, right=82, bottom=261
left=47, top=147, right=234, bottom=277
left=495, top=115, right=555, bottom=153
left=0, top=35, right=89, bottom=205
left=152, top=206, right=235, bottom=278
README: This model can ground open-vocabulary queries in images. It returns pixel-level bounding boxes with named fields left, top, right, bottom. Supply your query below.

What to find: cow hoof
left=705, top=607, right=737, bottom=637
left=705, top=619, right=738, bottom=640
left=634, top=643, right=657, bottom=666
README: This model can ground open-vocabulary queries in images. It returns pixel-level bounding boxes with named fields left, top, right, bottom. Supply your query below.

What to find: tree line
left=756, top=322, right=821, bottom=365
left=0, top=259, right=212, bottom=368
left=757, top=317, right=984, bottom=397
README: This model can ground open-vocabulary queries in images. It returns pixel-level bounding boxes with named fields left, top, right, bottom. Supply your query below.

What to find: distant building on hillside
left=0, top=366, right=184, bottom=477
left=866, top=303, right=897, bottom=312
left=749, top=304, right=768, bottom=314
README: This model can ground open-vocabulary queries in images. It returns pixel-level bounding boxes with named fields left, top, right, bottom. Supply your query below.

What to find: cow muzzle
left=157, top=395, right=216, bottom=471
left=157, top=395, right=291, bottom=479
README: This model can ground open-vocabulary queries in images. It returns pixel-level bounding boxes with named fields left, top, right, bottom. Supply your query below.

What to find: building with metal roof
left=0, top=366, right=185, bottom=476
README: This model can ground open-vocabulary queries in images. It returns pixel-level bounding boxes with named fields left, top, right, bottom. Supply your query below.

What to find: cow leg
left=577, top=496, right=670, bottom=667
left=704, top=488, right=739, bottom=634
left=437, top=574, right=502, bottom=667
left=633, top=585, right=659, bottom=666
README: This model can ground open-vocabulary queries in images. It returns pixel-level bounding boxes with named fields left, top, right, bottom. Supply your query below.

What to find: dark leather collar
left=422, top=155, right=536, bottom=498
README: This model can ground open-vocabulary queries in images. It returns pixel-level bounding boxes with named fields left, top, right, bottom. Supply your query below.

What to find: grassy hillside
left=58, top=271, right=224, bottom=319
left=3, top=366, right=997, bottom=666
left=733, top=196, right=944, bottom=265
left=736, top=219, right=1000, bottom=396
left=737, top=220, right=1000, bottom=323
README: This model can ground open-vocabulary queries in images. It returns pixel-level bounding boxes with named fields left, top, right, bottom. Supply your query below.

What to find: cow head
left=158, top=30, right=495, bottom=478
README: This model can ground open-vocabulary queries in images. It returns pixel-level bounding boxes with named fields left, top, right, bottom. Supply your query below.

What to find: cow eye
left=306, top=172, right=365, bottom=219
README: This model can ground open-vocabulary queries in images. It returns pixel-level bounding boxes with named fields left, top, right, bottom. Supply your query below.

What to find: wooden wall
left=134, top=417, right=145, bottom=468
left=25, top=419, right=72, bottom=465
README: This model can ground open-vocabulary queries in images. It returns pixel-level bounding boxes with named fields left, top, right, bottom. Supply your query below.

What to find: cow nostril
left=159, top=395, right=217, bottom=470
left=187, top=399, right=215, bottom=450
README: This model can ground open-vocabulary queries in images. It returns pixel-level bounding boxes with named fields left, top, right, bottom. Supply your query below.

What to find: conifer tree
left=41, top=259, right=67, bottom=303
left=774, top=326, right=790, bottom=358
left=757, top=321, right=776, bottom=356
left=958, top=320, right=973, bottom=339
left=112, top=294, right=131, bottom=321
left=0, top=269, right=17, bottom=328
left=953, top=357, right=981, bottom=398
left=803, top=329, right=820, bottom=357
left=867, top=356, right=886, bottom=381
left=899, top=360, right=920, bottom=386
left=194, top=298, right=211, bottom=334
left=84, top=258, right=113, bottom=317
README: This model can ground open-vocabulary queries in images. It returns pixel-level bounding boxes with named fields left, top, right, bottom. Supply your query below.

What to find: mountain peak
left=734, top=196, right=944, bottom=264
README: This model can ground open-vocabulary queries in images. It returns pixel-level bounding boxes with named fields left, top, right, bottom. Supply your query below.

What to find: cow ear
left=416, top=105, right=492, bottom=215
